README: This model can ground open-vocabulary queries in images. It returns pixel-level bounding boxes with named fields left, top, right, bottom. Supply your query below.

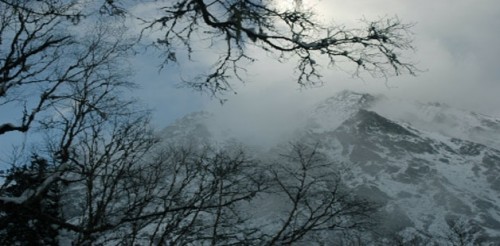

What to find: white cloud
left=133, top=0, right=500, bottom=129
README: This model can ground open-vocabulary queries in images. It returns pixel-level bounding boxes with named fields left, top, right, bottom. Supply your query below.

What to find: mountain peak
left=343, top=109, right=417, bottom=137
left=317, top=90, right=377, bottom=109
left=307, top=91, right=380, bottom=132
left=159, top=111, right=213, bottom=145
left=159, top=91, right=500, bottom=242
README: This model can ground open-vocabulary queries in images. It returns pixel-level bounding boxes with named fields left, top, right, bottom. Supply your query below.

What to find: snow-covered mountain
left=162, top=91, right=500, bottom=243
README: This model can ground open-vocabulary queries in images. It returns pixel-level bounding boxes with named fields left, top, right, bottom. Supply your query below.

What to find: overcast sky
left=132, top=0, right=500, bottom=132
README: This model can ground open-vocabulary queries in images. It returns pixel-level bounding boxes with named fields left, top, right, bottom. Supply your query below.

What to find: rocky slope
left=163, top=91, right=500, bottom=243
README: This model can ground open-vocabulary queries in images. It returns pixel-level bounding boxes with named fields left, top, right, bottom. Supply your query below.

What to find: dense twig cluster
left=146, top=0, right=416, bottom=96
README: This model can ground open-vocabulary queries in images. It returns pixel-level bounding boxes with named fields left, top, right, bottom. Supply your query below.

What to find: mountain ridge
left=161, top=90, right=500, bottom=243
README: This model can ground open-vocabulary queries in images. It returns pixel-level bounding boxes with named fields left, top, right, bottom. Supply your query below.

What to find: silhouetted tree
left=139, top=0, right=416, bottom=96
left=0, top=2, right=140, bottom=244
left=443, top=217, right=482, bottom=246
left=263, top=143, right=377, bottom=245
left=0, top=0, right=415, bottom=244
left=0, top=155, right=61, bottom=245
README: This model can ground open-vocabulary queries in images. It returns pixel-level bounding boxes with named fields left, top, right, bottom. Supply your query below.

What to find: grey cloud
left=133, top=0, right=500, bottom=129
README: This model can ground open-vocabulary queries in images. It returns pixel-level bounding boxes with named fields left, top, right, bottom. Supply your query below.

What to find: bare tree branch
left=143, top=0, right=417, bottom=97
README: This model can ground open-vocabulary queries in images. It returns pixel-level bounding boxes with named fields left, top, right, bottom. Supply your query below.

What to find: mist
left=151, top=0, right=499, bottom=147
left=2, top=1, right=500, bottom=243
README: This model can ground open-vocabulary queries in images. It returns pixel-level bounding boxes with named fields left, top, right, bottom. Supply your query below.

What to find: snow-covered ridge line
left=159, top=90, right=500, bottom=242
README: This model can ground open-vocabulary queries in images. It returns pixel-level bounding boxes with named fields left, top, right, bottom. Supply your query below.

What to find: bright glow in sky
left=135, top=0, right=500, bottom=130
